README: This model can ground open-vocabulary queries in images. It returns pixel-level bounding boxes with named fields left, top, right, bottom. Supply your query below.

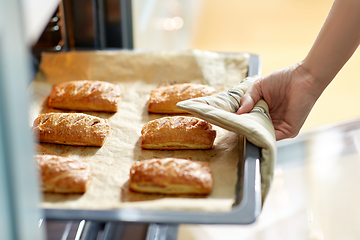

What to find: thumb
left=236, top=81, right=263, bottom=114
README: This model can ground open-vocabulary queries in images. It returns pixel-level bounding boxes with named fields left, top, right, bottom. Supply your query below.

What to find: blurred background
left=133, top=0, right=360, bottom=133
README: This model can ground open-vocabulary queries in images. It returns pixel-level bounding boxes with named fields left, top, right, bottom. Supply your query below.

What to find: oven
left=0, top=1, right=262, bottom=239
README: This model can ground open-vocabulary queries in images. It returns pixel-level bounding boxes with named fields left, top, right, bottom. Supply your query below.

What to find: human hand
left=237, top=63, right=321, bottom=141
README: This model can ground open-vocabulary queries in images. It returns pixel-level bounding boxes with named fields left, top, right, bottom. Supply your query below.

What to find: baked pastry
left=129, top=158, right=212, bottom=194
left=33, top=113, right=110, bottom=147
left=48, top=80, right=121, bottom=112
left=141, top=116, right=216, bottom=149
left=35, top=154, right=91, bottom=193
left=148, top=83, right=216, bottom=114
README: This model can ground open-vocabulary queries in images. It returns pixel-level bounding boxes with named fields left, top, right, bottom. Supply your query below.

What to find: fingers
left=236, top=80, right=263, bottom=114
left=236, top=94, right=255, bottom=114
left=275, top=130, right=287, bottom=141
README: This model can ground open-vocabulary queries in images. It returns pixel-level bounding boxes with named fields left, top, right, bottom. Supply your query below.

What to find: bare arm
left=237, top=0, right=360, bottom=140
left=303, top=0, right=360, bottom=96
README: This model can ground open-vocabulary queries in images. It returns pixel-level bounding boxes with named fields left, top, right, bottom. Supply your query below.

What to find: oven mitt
left=176, top=76, right=276, bottom=205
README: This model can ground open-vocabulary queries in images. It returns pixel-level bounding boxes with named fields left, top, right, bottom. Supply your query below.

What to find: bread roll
left=148, top=83, right=216, bottom=114
left=48, top=80, right=121, bottom=112
left=35, top=154, right=91, bottom=193
left=33, top=112, right=110, bottom=147
left=141, top=116, right=216, bottom=149
left=130, top=158, right=212, bottom=194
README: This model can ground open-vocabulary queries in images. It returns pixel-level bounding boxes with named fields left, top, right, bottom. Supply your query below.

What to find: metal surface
left=146, top=223, right=179, bottom=240
left=75, top=220, right=86, bottom=240
left=81, top=221, right=104, bottom=240
left=248, top=53, right=261, bottom=77
left=0, top=0, right=44, bottom=239
left=61, top=0, right=133, bottom=50
left=120, top=0, right=134, bottom=49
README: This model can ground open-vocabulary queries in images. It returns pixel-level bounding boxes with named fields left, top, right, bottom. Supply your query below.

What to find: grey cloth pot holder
left=177, top=76, right=276, bottom=204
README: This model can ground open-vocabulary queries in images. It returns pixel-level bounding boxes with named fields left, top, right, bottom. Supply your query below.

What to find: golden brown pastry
left=141, top=116, right=216, bottom=149
left=48, top=80, right=121, bottom=112
left=129, top=158, right=212, bottom=194
left=148, top=83, right=216, bottom=114
left=33, top=113, right=110, bottom=147
left=35, top=154, right=92, bottom=193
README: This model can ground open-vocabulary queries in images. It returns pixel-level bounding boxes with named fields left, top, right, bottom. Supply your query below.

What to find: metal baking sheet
left=43, top=53, right=262, bottom=224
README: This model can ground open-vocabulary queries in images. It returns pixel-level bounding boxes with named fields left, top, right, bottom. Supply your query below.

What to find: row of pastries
left=33, top=80, right=218, bottom=196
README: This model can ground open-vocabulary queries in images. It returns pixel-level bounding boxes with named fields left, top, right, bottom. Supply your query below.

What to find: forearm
left=302, top=0, right=360, bottom=95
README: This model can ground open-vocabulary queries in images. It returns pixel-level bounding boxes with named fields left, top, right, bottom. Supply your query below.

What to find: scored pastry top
left=35, top=154, right=92, bottom=193
left=48, top=80, right=121, bottom=112
left=148, top=83, right=216, bottom=113
left=130, top=158, right=213, bottom=194
left=141, top=116, right=216, bottom=149
left=141, top=116, right=213, bottom=134
left=33, top=112, right=110, bottom=146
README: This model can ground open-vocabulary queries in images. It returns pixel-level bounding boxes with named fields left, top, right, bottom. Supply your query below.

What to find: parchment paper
left=30, top=50, right=249, bottom=212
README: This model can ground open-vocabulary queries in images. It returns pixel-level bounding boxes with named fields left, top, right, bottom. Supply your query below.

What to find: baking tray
left=43, top=53, right=262, bottom=224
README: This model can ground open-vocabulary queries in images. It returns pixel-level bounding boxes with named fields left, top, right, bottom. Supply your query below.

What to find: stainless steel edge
left=248, top=53, right=261, bottom=77
left=0, top=0, right=45, bottom=239
left=120, top=0, right=134, bottom=49
left=146, top=223, right=179, bottom=240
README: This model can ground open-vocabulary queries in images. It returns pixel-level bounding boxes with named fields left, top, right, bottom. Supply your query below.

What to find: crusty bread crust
left=141, top=116, right=216, bottom=150
left=33, top=113, right=110, bottom=147
left=148, top=83, right=216, bottom=114
left=48, top=80, right=121, bottom=112
left=129, top=158, right=212, bottom=194
left=35, top=154, right=91, bottom=193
